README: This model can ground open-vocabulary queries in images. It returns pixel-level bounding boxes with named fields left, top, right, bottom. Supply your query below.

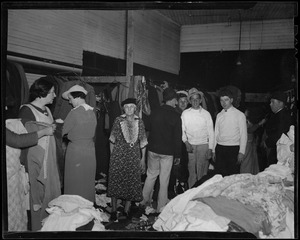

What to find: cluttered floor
left=94, top=173, right=161, bottom=231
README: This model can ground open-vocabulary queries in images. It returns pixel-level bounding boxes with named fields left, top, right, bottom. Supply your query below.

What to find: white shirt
left=213, top=106, right=247, bottom=154
left=181, top=107, right=214, bottom=149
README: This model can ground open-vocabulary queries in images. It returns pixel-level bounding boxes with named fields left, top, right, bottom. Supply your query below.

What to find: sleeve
left=6, top=128, right=38, bottom=148
left=239, top=113, right=248, bottom=155
left=181, top=113, right=188, bottom=143
left=139, top=119, right=148, bottom=149
left=18, top=105, right=36, bottom=125
left=62, top=110, right=75, bottom=136
left=213, top=114, right=220, bottom=153
left=174, top=116, right=182, bottom=158
left=206, top=112, right=215, bottom=150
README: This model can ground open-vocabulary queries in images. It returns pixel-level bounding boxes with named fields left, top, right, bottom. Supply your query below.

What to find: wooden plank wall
left=7, top=10, right=85, bottom=66
left=133, top=10, right=181, bottom=74
left=181, top=19, right=294, bottom=52
left=7, top=9, right=180, bottom=76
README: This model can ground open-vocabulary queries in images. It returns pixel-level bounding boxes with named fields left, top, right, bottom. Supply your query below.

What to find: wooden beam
left=126, top=10, right=134, bottom=81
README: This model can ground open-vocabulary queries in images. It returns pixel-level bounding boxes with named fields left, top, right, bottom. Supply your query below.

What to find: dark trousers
left=215, top=144, right=240, bottom=176
left=266, top=147, right=277, bottom=167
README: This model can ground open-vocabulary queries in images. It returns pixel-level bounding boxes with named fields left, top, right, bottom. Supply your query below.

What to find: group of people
left=5, top=75, right=294, bottom=230
left=106, top=84, right=294, bottom=222
left=5, top=77, right=97, bottom=231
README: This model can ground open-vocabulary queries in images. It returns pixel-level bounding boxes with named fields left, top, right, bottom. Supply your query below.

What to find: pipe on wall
left=7, top=55, right=83, bottom=74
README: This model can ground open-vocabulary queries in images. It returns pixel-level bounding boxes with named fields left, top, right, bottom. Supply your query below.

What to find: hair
left=29, top=77, right=54, bottom=101
left=69, top=91, right=86, bottom=99
left=218, top=87, right=234, bottom=99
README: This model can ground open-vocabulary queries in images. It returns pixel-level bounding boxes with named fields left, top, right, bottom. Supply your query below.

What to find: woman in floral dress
left=107, top=98, right=148, bottom=221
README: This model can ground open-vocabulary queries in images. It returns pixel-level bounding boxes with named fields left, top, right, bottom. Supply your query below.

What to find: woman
left=6, top=118, right=54, bottom=231
left=18, top=76, right=61, bottom=231
left=107, top=98, right=148, bottom=221
left=62, top=84, right=97, bottom=203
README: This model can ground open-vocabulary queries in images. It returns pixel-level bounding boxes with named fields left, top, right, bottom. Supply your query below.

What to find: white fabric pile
left=153, top=164, right=294, bottom=238
left=41, top=195, right=108, bottom=231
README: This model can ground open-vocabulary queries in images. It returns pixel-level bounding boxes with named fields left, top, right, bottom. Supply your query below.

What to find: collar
left=73, top=103, right=93, bottom=111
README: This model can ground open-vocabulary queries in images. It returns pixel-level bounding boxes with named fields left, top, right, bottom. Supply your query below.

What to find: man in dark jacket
left=263, top=91, right=292, bottom=167
left=140, top=87, right=182, bottom=213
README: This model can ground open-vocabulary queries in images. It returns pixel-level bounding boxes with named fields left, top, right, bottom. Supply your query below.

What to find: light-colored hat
left=62, top=84, right=88, bottom=99
left=187, top=87, right=201, bottom=102
left=176, top=90, right=188, bottom=98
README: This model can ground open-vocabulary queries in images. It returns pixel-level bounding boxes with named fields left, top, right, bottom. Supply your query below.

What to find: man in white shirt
left=181, top=88, right=214, bottom=188
left=212, top=87, right=247, bottom=176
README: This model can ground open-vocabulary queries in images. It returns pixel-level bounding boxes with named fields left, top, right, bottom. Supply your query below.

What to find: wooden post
left=126, top=10, right=134, bottom=98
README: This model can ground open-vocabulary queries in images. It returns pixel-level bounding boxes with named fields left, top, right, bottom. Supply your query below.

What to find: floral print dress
left=107, top=115, right=147, bottom=201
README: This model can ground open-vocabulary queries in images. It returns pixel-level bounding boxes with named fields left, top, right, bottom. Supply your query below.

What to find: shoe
left=110, top=211, right=117, bottom=222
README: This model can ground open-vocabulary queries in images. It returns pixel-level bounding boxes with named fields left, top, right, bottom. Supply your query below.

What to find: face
left=68, top=94, right=77, bottom=108
left=170, top=98, right=178, bottom=108
left=44, top=87, right=56, bottom=104
left=190, top=94, right=201, bottom=109
left=178, top=97, right=188, bottom=111
left=220, top=96, right=233, bottom=110
left=270, top=99, right=283, bottom=113
left=124, top=103, right=136, bottom=116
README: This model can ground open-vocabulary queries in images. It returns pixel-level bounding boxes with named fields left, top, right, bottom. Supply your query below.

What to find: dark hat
left=271, top=91, right=287, bottom=103
left=121, top=98, right=137, bottom=107
left=163, top=88, right=178, bottom=102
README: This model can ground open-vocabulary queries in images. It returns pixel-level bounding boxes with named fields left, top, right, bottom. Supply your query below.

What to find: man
left=213, top=87, right=247, bottom=176
left=181, top=88, right=214, bottom=188
left=140, top=87, right=182, bottom=213
left=263, top=91, right=292, bottom=167
left=168, top=90, right=189, bottom=197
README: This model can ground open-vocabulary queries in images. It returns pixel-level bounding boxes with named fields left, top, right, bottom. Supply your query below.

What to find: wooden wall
left=7, top=9, right=181, bottom=78
left=180, top=19, right=294, bottom=52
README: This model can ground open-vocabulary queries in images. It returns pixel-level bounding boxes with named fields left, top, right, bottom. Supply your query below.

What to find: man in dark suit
left=263, top=91, right=292, bottom=167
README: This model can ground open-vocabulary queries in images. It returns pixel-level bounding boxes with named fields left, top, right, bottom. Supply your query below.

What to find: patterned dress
left=107, top=115, right=148, bottom=201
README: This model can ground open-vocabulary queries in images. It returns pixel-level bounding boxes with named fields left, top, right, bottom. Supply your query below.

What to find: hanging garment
left=107, top=84, right=122, bottom=131
left=5, top=119, right=30, bottom=231
left=6, top=61, right=23, bottom=119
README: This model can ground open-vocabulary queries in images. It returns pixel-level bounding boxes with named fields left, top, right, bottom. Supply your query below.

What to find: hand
left=174, top=158, right=180, bottom=165
left=37, top=126, right=54, bottom=138
left=237, top=153, right=244, bottom=164
left=185, top=141, right=193, bottom=153
left=206, top=149, right=212, bottom=159
left=212, top=152, right=216, bottom=162
left=258, top=118, right=267, bottom=126
left=51, top=124, right=57, bottom=132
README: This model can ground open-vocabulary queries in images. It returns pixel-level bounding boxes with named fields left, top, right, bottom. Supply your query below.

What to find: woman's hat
left=177, top=90, right=188, bottom=99
left=121, top=98, right=137, bottom=107
left=187, top=87, right=201, bottom=101
left=163, top=88, right=177, bottom=102
left=62, top=84, right=88, bottom=99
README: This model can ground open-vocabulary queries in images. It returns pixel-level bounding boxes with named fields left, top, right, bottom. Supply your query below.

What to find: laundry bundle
left=41, top=194, right=108, bottom=231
